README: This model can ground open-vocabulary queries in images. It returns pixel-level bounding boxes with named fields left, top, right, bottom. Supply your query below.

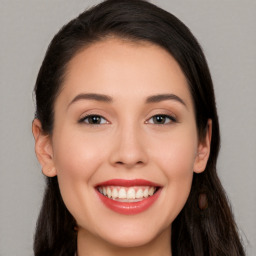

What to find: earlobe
left=194, top=119, right=212, bottom=174
left=32, top=119, right=57, bottom=177
left=42, top=166, right=57, bottom=177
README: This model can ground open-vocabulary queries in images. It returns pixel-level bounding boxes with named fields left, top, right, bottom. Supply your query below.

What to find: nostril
left=115, top=160, right=144, bottom=167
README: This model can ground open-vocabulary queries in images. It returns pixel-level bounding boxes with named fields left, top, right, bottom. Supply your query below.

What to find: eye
left=79, top=115, right=108, bottom=125
left=147, top=114, right=176, bottom=125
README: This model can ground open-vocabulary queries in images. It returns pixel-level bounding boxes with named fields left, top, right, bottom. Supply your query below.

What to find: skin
left=33, top=38, right=211, bottom=256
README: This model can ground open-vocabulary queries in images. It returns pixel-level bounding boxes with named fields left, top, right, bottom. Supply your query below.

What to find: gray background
left=0, top=0, right=255, bottom=255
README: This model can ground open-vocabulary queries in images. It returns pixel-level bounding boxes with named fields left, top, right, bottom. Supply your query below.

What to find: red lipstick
left=95, top=179, right=162, bottom=215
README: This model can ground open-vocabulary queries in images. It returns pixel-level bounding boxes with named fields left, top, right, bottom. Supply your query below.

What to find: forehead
left=59, top=37, right=193, bottom=108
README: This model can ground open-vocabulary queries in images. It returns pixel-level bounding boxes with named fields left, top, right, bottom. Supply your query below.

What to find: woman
left=32, top=0, right=245, bottom=255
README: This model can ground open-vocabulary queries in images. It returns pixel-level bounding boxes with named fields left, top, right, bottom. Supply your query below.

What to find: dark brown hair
left=33, top=0, right=245, bottom=255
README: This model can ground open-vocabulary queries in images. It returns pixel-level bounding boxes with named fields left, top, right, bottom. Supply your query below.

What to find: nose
left=109, top=124, right=148, bottom=169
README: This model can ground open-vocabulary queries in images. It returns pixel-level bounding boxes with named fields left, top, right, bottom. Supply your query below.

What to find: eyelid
left=145, top=114, right=177, bottom=125
left=78, top=114, right=109, bottom=125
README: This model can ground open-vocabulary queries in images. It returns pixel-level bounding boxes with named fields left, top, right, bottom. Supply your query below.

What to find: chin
left=100, top=230, right=158, bottom=248
left=91, top=217, right=170, bottom=249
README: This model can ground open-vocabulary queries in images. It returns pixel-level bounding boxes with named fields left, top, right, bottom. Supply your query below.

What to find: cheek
left=161, top=138, right=195, bottom=189
left=149, top=128, right=197, bottom=218
left=151, top=127, right=197, bottom=176
left=51, top=128, right=107, bottom=214
left=53, top=127, right=106, bottom=178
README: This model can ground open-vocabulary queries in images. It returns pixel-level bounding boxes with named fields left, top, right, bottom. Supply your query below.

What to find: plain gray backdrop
left=0, top=1, right=255, bottom=255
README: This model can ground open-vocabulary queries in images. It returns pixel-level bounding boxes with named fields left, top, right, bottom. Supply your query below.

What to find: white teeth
left=143, top=188, right=149, bottom=198
left=98, top=186, right=157, bottom=200
left=107, top=187, right=112, bottom=198
left=119, top=188, right=127, bottom=199
left=148, top=187, right=155, bottom=196
left=103, top=187, right=107, bottom=196
left=135, top=189, right=143, bottom=199
left=112, top=188, right=118, bottom=199
left=127, top=188, right=136, bottom=199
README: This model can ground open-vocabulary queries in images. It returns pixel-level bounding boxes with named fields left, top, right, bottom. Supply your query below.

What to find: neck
left=77, top=227, right=172, bottom=256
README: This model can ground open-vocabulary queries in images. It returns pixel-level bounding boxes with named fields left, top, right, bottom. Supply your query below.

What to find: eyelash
left=78, top=114, right=108, bottom=125
left=146, top=114, right=177, bottom=125
left=78, top=114, right=177, bottom=125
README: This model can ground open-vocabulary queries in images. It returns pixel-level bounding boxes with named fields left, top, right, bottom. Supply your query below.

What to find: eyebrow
left=68, top=93, right=187, bottom=108
left=68, top=93, right=113, bottom=108
left=146, top=94, right=187, bottom=107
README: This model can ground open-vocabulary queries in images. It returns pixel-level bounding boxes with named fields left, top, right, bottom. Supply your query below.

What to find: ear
left=32, top=119, right=57, bottom=177
left=193, top=119, right=212, bottom=174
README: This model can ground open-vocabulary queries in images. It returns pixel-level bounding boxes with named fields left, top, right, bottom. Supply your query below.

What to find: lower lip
left=96, top=188, right=161, bottom=215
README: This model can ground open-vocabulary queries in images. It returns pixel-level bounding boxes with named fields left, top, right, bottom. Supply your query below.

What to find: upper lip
left=95, top=179, right=161, bottom=187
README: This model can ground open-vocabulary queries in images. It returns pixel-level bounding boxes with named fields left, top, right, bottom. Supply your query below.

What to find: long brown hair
left=33, top=1, right=245, bottom=255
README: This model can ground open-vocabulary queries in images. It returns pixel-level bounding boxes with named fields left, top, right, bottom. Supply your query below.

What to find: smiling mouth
left=95, top=179, right=162, bottom=215
left=97, top=186, right=159, bottom=202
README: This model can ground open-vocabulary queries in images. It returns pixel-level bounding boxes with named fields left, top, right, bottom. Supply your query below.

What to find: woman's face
left=34, top=38, right=210, bottom=248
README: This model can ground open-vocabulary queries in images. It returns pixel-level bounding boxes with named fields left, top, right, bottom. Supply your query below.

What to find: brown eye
left=148, top=115, right=176, bottom=125
left=80, top=115, right=107, bottom=125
